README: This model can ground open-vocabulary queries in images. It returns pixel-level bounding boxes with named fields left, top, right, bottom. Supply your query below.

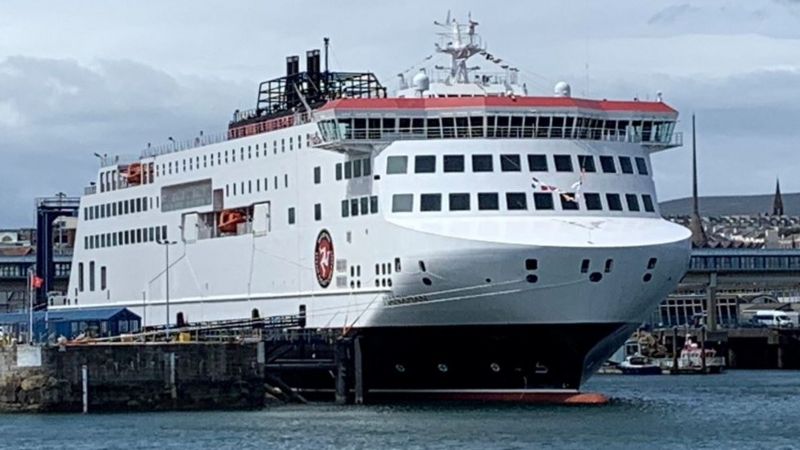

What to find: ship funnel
left=286, top=55, right=300, bottom=77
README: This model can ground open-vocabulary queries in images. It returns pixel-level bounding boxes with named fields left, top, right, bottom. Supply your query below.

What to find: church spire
left=689, top=114, right=708, bottom=247
left=773, top=178, right=784, bottom=216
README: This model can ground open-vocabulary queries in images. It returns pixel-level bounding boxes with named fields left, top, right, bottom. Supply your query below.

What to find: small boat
left=619, top=355, right=662, bottom=375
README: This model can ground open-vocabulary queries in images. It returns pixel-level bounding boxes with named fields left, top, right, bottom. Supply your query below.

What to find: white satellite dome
left=412, top=68, right=430, bottom=94
left=554, top=81, right=571, bottom=98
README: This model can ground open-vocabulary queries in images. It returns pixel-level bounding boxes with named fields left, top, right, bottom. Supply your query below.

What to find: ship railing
left=139, top=131, right=229, bottom=159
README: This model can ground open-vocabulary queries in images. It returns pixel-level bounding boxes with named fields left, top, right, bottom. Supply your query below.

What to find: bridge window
left=341, top=200, right=349, bottom=218
left=89, top=261, right=95, bottom=292
left=472, top=155, right=493, bottom=172
left=635, top=157, right=649, bottom=175
left=554, top=155, right=573, bottom=172
left=392, top=194, right=413, bottom=212
left=78, top=262, right=84, bottom=292
left=344, top=161, right=352, bottom=179
left=420, top=194, right=442, bottom=212
left=288, top=207, right=296, bottom=225
left=353, top=160, right=363, bottom=177
left=606, top=194, right=623, bottom=211
left=336, top=163, right=342, bottom=180
left=314, top=203, right=322, bottom=221
left=619, top=156, right=634, bottom=174
left=444, top=155, right=465, bottom=172
left=415, top=155, right=436, bottom=173
left=314, top=166, right=321, bottom=184
left=642, top=194, right=655, bottom=212
left=577, top=155, right=596, bottom=172
left=387, top=156, right=408, bottom=174
left=533, top=193, right=554, bottom=210
left=625, top=194, right=640, bottom=212
left=600, top=156, right=616, bottom=173
left=478, top=193, right=499, bottom=210
left=528, top=154, right=548, bottom=172
left=500, top=154, right=522, bottom=172
left=449, top=193, right=470, bottom=211
left=506, top=193, right=528, bottom=210
left=351, top=199, right=359, bottom=216
left=360, top=197, right=369, bottom=215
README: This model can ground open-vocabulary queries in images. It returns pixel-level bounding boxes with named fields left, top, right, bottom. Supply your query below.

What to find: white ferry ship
left=61, top=16, right=691, bottom=396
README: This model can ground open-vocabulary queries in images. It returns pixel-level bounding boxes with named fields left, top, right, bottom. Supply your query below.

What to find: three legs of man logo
left=314, top=230, right=335, bottom=287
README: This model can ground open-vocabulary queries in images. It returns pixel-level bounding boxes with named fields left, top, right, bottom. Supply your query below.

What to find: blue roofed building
left=0, top=307, right=141, bottom=343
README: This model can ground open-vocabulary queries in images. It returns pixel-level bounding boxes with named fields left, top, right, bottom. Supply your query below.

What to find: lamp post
left=157, top=239, right=177, bottom=339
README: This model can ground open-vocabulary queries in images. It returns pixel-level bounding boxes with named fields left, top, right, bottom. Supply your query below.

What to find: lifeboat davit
left=218, top=210, right=246, bottom=234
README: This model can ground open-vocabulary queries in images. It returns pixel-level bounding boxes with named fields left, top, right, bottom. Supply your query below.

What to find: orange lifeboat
left=122, top=163, right=142, bottom=185
left=218, top=210, right=246, bottom=234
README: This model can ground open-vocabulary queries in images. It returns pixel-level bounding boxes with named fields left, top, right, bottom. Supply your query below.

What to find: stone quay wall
left=0, top=342, right=266, bottom=412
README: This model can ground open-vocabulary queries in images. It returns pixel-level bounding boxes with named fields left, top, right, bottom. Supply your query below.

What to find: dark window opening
left=635, top=157, right=649, bottom=175
left=415, top=155, right=436, bottom=173
left=554, top=155, right=573, bottom=172
left=581, top=259, right=590, bottom=273
left=478, top=193, right=499, bottom=210
left=525, top=259, right=538, bottom=271
left=619, top=156, right=634, bottom=174
left=533, top=193, right=554, bottom=210
left=506, top=193, right=528, bottom=210
left=599, top=156, right=616, bottom=173
left=606, top=193, right=623, bottom=211
left=443, top=155, right=465, bottom=172
left=625, top=194, right=640, bottom=212
left=577, top=155, right=596, bottom=172
left=420, top=194, right=442, bottom=212
left=561, top=194, right=579, bottom=210
left=472, top=154, right=493, bottom=172
left=500, top=154, right=522, bottom=172
left=449, top=193, right=470, bottom=211
left=642, top=194, right=655, bottom=212
left=527, top=154, right=548, bottom=172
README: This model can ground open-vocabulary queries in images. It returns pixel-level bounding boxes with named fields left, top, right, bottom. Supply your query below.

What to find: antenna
left=323, top=37, right=330, bottom=73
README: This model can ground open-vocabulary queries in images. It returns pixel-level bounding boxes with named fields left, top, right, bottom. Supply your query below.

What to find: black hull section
left=359, top=323, right=629, bottom=392
left=268, top=323, right=634, bottom=400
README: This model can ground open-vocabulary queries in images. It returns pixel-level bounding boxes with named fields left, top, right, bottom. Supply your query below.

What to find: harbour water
left=2, top=370, right=798, bottom=450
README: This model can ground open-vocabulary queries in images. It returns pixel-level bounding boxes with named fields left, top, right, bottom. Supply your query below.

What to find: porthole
left=419, top=260, right=427, bottom=272
left=437, top=363, right=448, bottom=373
left=490, top=362, right=501, bottom=373
left=525, top=258, right=538, bottom=271
left=643, top=273, right=653, bottom=283
left=422, top=277, right=432, bottom=286
left=647, top=258, right=658, bottom=270
left=485, top=278, right=492, bottom=284
left=526, top=274, right=538, bottom=283
left=589, top=272, right=603, bottom=283
left=395, top=364, right=406, bottom=373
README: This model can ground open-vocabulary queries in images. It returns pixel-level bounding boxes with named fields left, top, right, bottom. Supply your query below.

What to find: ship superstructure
left=61, top=16, right=690, bottom=395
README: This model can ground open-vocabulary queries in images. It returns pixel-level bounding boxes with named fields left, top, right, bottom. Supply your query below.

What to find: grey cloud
left=648, top=4, right=701, bottom=25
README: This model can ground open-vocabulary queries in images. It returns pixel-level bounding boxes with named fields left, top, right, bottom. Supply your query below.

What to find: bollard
left=354, top=336, right=364, bottom=405
left=81, top=364, right=89, bottom=414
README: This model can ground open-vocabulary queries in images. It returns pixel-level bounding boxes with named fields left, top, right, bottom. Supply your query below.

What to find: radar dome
left=413, top=69, right=430, bottom=94
left=554, top=81, right=571, bottom=98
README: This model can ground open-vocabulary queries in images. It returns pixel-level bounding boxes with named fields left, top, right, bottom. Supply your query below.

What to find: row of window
left=341, top=196, right=380, bottom=218
left=390, top=192, right=656, bottom=213
left=318, top=115, right=675, bottom=144
left=155, top=134, right=306, bottom=179
left=334, top=158, right=372, bottom=181
left=386, top=153, right=649, bottom=176
left=85, top=196, right=155, bottom=221
left=226, top=174, right=289, bottom=197
left=0, top=263, right=70, bottom=279
left=85, top=225, right=169, bottom=250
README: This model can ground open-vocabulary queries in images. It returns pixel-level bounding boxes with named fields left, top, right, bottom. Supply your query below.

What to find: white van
left=752, top=310, right=793, bottom=328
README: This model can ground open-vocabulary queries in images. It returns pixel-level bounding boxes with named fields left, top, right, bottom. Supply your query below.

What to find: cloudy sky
left=1, top=0, right=799, bottom=226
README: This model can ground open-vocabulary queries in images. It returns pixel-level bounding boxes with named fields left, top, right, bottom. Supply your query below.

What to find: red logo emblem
left=315, top=229, right=334, bottom=288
